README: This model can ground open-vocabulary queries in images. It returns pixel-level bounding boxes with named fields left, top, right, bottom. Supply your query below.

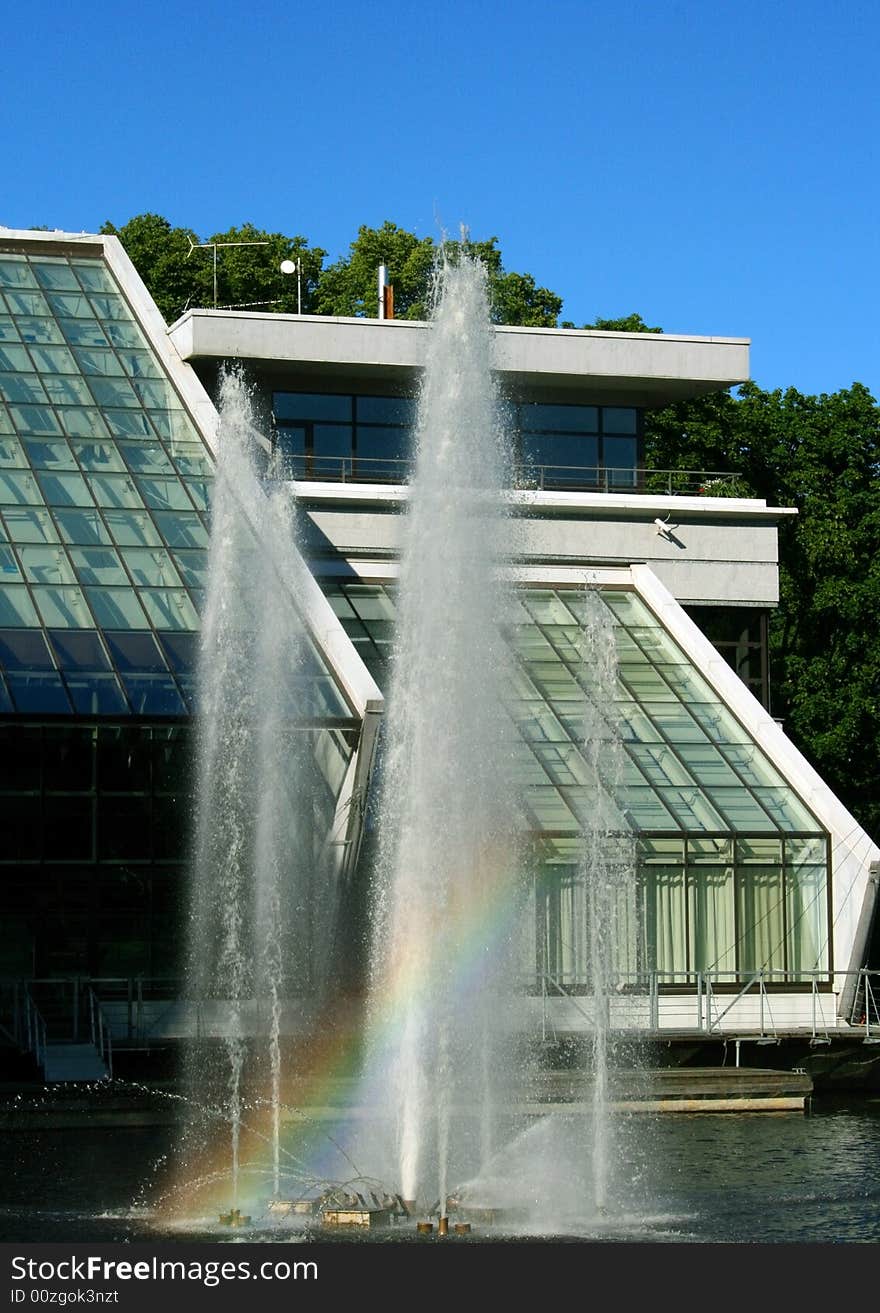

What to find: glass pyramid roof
left=0, top=246, right=351, bottom=722
left=319, top=578, right=826, bottom=842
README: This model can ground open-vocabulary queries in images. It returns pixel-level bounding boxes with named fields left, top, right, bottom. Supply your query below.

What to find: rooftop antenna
left=187, top=236, right=270, bottom=309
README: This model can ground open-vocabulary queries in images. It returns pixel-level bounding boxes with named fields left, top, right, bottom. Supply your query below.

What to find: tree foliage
left=647, top=380, right=880, bottom=836
left=100, top=214, right=324, bottom=322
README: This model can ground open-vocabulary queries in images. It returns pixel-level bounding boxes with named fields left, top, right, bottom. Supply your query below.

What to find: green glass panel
left=74, top=347, right=123, bottom=377
left=3, top=290, right=51, bottom=316
left=752, top=788, right=819, bottom=832
left=59, top=319, right=108, bottom=347
left=8, top=404, right=62, bottom=436
left=42, top=376, right=94, bottom=406
left=71, top=262, right=115, bottom=294
left=88, top=377, right=140, bottom=408
left=117, top=349, right=162, bottom=378
left=71, top=439, right=125, bottom=472
left=104, top=410, right=154, bottom=439
left=153, top=510, right=208, bottom=548
left=18, top=545, right=76, bottom=584
left=57, top=407, right=110, bottom=439
left=104, top=509, right=162, bottom=548
left=689, top=703, right=753, bottom=744
left=29, top=344, right=77, bottom=374
left=89, top=293, right=128, bottom=320
left=0, top=584, right=39, bottom=625
left=32, top=585, right=93, bottom=628
left=0, top=374, right=49, bottom=404
left=140, top=589, right=199, bottom=630
left=0, top=259, right=38, bottom=288
left=0, top=345, right=33, bottom=371
left=719, top=744, right=786, bottom=787
left=120, top=442, right=174, bottom=474
left=2, top=507, right=58, bottom=542
left=36, top=470, right=94, bottom=507
left=85, top=587, right=149, bottom=629
left=0, top=470, right=42, bottom=504
left=53, top=507, right=112, bottom=546
left=148, top=410, right=198, bottom=442
left=0, top=435, right=26, bottom=465
left=182, top=479, right=209, bottom=512
left=168, top=550, right=204, bottom=589
left=46, top=292, right=95, bottom=319
left=15, top=316, right=63, bottom=345
left=120, top=548, right=181, bottom=587
left=32, top=262, right=79, bottom=291
left=0, top=317, right=21, bottom=342
left=22, top=437, right=77, bottom=470
left=68, top=546, right=128, bottom=585
left=132, top=379, right=179, bottom=409
left=0, top=544, right=21, bottom=578
left=87, top=474, right=144, bottom=509
left=170, top=444, right=213, bottom=478
left=102, top=321, right=147, bottom=349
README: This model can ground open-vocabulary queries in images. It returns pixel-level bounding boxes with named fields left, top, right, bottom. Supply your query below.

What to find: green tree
left=567, top=312, right=663, bottom=333
left=313, top=222, right=562, bottom=326
left=101, top=214, right=325, bottom=322
left=647, top=380, right=880, bottom=836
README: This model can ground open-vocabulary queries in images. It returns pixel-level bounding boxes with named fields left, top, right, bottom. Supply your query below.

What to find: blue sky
left=5, top=0, right=879, bottom=398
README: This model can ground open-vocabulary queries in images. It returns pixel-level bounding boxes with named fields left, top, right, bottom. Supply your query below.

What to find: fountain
left=170, top=253, right=641, bottom=1236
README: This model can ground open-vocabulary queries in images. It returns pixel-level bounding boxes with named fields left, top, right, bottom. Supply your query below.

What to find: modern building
left=1, top=228, right=878, bottom=1079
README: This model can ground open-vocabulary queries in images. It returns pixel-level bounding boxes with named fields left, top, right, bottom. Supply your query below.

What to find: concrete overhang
left=168, top=310, right=750, bottom=407
left=291, top=481, right=796, bottom=525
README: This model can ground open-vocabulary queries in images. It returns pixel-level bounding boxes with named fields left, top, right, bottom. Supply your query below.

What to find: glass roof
left=320, top=578, right=826, bottom=843
left=0, top=248, right=351, bottom=722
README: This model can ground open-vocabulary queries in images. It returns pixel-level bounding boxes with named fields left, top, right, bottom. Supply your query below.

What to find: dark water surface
left=2, top=1096, right=879, bottom=1244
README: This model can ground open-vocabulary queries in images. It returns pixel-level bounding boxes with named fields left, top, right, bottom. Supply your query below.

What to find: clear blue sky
left=5, top=0, right=879, bottom=399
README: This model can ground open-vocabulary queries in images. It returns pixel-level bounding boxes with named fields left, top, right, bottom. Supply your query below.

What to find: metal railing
left=85, top=986, right=113, bottom=1077
left=273, top=451, right=745, bottom=497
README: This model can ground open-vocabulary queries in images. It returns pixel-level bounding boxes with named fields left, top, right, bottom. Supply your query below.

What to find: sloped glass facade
left=321, top=578, right=831, bottom=986
left=0, top=245, right=357, bottom=979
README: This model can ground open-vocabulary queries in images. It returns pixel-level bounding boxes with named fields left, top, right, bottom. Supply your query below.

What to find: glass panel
left=36, top=470, right=94, bottom=507
left=71, top=439, right=125, bottom=471
left=22, top=437, right=77, bottom=469
left=88, top=378, right=140, bottom=408
left=147, top=410, right=197, bottom=442
left=737, top=867, right=786, bottom=974
left=0, top=629, right=55, bottom=668
left=48, top=629, right=111, bottom=670
left=274, top=392, right=352, bottom=421
left=104, top=409, right=155, bottom=439
left=603, top=407, right=638, bottom=434
left=0, top=374, right=49, bottom=405
left=0, top=259, right=38, bottom=289
left=53, top=507, right=112, bottom=546
left=0, top=470, right=42, bottom=504
left=66, top=671, right=129, bottom=715
left=135, top=476, right=193, bottom=511
left=0, top=545, right=21, bottom=579
left=168, top=443, right=212, bottom=478
left=121, top=674, right=186, bottom=716
left=356, top=395, right=415, bottom=424
left=104, top=509, right=162, bottom=547
left=102, top=320, right=147, bottom=348
left=42, top=376, right=93, bottom=406
left=153, top=510, right=208, bottom=548
left=0, top=317, right=20, bottom=342
left=46, top=292, right=95, bottom=319
left=120, top=548, right=181, bottom=587
left=105, top=630, right=167, bottom=672
left=32, top=586, right=93, bottom=628
left=169, top=550, right=205, bottom=588
left=57, top=407, right=110, bottom=439
left=520, top=404, right=599, bottom=432
left=119, top=441, right=174, bottom=474
left=0, top=345, right=33, bottom=371
left=68, top=545, right=128, bottom=585
left=6, top=671, right=72, bottom=713
left=89, top=293, right=128, bottom=320
left=3, top=506, right=58, bottom=542
left=59, top=319, right=109, bottom=347
left=28, top=344, right=78, bottom=374
left=71, top=261, right=115, bottom=293
left=0, top=436, right=26, bottom=465
left=32, top=262, right=79, bottom=291
left=15, top=316, right=63, bottom=345
left=87, top=473, right=144, bottom=509
left=85, top=587, right=149, bottom=628
left=3, top=290, right=51, bottom=316
left=8, top=404, right=61, bottom=436
left=131, top=379, right=179, bottom=409
left=140, top=589, right=199, bottom=630
left=18, top=545, right=76, bottom=584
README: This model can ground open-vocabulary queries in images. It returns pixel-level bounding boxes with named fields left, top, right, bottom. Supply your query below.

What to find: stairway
left=43, top=1042, right=109, bottom=1084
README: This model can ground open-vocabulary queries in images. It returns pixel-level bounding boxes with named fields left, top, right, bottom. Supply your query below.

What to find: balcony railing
left=274, top=452, right=744, bottom=497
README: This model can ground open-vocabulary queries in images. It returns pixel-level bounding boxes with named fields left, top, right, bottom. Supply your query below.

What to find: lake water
left=2, top=1094, right=878, bottom=1245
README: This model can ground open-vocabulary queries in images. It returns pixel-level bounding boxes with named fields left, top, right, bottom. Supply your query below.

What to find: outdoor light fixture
left=280, top=258, right=302, bottom=314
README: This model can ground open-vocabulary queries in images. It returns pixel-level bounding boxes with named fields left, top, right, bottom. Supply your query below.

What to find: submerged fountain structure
left=173, top=253, right=641, bottom=1235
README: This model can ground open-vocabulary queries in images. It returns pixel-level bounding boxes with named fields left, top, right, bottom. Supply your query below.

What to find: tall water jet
left=182, top=370, right=330, bottom=1206
left=363, top=254, right=521, bottom=1211
left=577, top=588, right=636, bottom=1213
